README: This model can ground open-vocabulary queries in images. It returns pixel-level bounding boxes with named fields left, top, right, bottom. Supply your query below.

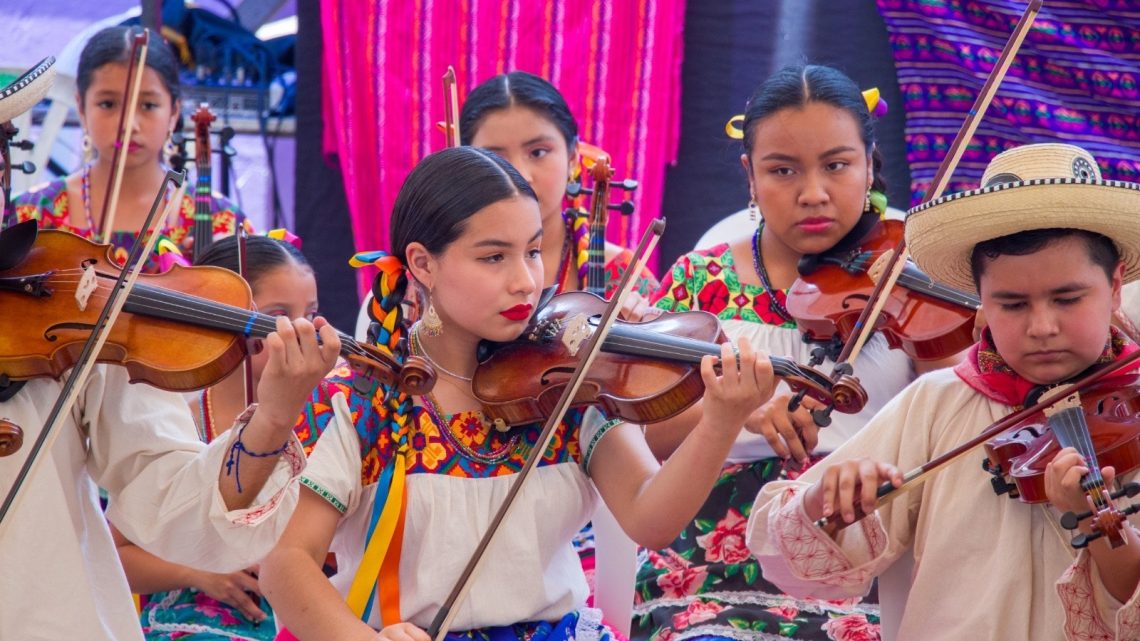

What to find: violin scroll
left=345, top=343, right=436, bottom=396
left=0, top=418, right=23, bottom=457
left=1061, top=482, right=1140, bottom=549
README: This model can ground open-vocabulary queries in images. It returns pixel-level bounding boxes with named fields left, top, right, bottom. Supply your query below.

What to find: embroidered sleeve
left=652, top=252, right=703, bottom=312
left=1057, top=547, right=1140, bottom=641
left=603, top=248, right=661, bottom=299
left=578, top=406, right=624, bottom=475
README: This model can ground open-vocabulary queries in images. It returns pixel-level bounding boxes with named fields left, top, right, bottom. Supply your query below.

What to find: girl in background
left=112, top=234, right=316, bottom=640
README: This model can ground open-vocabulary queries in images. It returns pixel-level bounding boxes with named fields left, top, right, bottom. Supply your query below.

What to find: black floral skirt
left=630, top=458, right=880, bottom=641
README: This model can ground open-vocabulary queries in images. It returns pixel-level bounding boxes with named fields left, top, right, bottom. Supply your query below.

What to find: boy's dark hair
left=970, top=228, right=1120, bottom=286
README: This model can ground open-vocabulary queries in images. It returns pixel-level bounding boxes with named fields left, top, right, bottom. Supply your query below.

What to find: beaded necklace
left=81, top=163, right=174, bottom=240
left=408, top=325, right=520, bottom=465
left=751, top=222, right=795, bottom=324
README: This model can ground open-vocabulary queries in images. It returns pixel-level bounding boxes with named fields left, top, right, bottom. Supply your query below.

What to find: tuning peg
left=786, top=388, right=809, bottom=413
left=613, top=178, right=638, bottom=191
left=608, top=200, right=635, bottom=216
left=12, top=139, right=34, bottom=151
left=1061, top=483, right=1140, bottom=530
left=14, top=161, right=35, bottom=174
left=219, top=127, right=237, bottom=158
left=566, top=181, right=592, bottom=198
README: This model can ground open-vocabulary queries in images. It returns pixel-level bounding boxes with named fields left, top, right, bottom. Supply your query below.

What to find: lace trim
left=143, top=589, right=262, bottom=640
left=574, top=606, right=604, bottom=641
left=301, top=476, right=347, bottom=513
left=632, top=590, right=880, bottom=617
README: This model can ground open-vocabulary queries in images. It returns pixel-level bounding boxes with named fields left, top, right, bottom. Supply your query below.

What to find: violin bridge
left=1042, top=390, right=1080, bottom=415
left=561, top=313, right=591, bottom=356
left=867, top=249, right=895, bottom=282
left=75, top=263, right=97, bottom=311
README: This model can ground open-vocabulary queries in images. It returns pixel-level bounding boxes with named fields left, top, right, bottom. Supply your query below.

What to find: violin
left=815, top=348, right=1140, bottom=550
left=984, top=384, right=1140, bottom=548
left=190, top=103, right=217, bottom=262
left=0, top=224, right=434, bottom=395
left=472, top=290, right=868, bottom=427
left=789, top=215, right=980, bottom=362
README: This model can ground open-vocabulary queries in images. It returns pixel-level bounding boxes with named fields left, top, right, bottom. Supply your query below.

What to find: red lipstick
left=500, top=304, right=533, bottom=321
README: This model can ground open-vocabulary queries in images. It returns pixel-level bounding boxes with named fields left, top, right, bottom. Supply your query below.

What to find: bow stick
left=836, top=0, right=1041, bottom=368
left=426, top=217, right=667, bottom=640
left=442, top=67, right=461, bottom=148
left=818, top=346, right=1140, bottom=531
left=825, top=1, right=1041, bottom=381
left=96, top=28, right=149, bottom=241
left=0, top=169, right=187, bottom=534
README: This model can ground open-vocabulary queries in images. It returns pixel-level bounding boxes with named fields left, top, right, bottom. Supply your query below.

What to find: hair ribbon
left=724, top=86, right=888, bottom=141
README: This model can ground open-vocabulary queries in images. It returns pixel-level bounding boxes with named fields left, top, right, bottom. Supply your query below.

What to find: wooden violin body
left=985, top=381, right=1140, bottom=503
left=473, top=291, right=866, bottom=427
left=0, top=227, right=434, bottom=394
left=788, top=219, right=980, bottom=362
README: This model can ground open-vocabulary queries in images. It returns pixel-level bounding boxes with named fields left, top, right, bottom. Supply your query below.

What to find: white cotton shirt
left=0, top=366, right=303, bottom=641
left=301, top=393, right=615, bottom=632
left=719, top=319, right=914, bottom=463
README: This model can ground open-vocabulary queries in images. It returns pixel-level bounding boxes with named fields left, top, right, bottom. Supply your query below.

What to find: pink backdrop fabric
left=320, top=0, right=686, bottom=297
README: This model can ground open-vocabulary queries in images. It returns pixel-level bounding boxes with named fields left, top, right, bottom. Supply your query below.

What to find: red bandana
left=953, top=327, right=1140, bottom=408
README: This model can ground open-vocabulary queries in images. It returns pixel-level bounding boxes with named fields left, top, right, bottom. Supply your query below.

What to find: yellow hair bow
left=725, top=86, right=887, bottom=141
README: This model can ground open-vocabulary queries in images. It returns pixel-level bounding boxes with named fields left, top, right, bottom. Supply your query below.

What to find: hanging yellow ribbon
left=345, top=447, right=408, bottom=621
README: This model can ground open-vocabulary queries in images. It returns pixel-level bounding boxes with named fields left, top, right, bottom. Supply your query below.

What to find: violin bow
left=817, top=344, right=1140, bottom=532
left=426, top=218, right=667, bottom=641
left=96, top=28, right=149, bottom=241
left=442, top=66, right=461, bottom=148
left=826, top=1, right=1042, bottom=376
left=0, top=169, right=187, bottom=533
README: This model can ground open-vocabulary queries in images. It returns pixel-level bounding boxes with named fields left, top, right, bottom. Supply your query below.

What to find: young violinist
left=0, top=63, right=339, bottom=639
left=5, top=26, right=248, bottom=272
left=748, top=142, right=1140, bottom=641
left=633, top=64, right=947, bottom=640
left=460, top=70, right=658, bottom=297
left=110, top=233, right=317, bottom=640
left=259, top=146, right=776, bottom=641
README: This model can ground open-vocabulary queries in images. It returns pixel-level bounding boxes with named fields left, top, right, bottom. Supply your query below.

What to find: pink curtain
left=320, top=0, right=687, bottom=297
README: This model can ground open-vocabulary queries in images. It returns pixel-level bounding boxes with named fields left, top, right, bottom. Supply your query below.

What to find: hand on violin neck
left=744, top=393, right=823, bottom=465
left=253, top=315, right=341, bottom=430
left=1045, top=446, right=1115, bottom=516
left=696, top=340, right=775, bottom=444
left=804, top=457, right=903, bottom=530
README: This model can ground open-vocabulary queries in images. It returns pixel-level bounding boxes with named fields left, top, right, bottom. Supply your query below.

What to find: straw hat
left=0, top=57, right=55, bottom=124
left=905, top=143, right=1140, bottom=292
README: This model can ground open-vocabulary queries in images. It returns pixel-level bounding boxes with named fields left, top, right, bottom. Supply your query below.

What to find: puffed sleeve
left=95, top=366, right=305, bottom=572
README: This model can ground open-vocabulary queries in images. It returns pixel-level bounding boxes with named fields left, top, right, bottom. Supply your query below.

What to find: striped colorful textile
left=876, top=0, right=1140, bottom=205
left=320, top=1, right=686, bottom=296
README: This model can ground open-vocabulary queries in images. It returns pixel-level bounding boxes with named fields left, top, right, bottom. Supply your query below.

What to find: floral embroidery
left=696, top=508, right=751, bottom=564
left=651, top=243, right=796, bottom=326
left=822, top=613, right=880, bottom=641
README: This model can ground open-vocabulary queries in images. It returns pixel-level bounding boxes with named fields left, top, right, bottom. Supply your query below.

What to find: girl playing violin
left=460, top=70, right=658, bottom=298
left=0, top=111, right=339, bottom=641
left=111, top=234, right=318, bottom=640
left=5, top=26, right=248, bottom=272
left=633, top=64, right=950, bottom=641
left=259, top=146, right=775, bottom=641
left=749, top=143, right=1140, bottom=640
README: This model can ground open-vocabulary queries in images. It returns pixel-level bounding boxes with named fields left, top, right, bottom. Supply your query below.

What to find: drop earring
left=863, top=191, right=871, bottom=213
left=748, top=197, right=759, bottom=223
left=422, top=300, right=443, bottom=337
left=81, top=132, right=93, bottom=164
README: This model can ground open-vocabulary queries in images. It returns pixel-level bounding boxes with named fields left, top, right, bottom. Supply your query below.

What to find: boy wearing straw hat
left=746, top=143, right=1140, bottom=641
left=0, top=60, right=338, bottom=640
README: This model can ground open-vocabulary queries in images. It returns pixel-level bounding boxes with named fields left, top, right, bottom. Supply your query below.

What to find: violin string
left=1053, top=409, right=1108, bottom=505
left=43, top=277, right=374, bottom=359
left=602, top=333, right=808, bottom=380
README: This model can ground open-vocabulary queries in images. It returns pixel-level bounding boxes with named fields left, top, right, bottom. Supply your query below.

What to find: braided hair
left=365, top=146, right=537, bottom=435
